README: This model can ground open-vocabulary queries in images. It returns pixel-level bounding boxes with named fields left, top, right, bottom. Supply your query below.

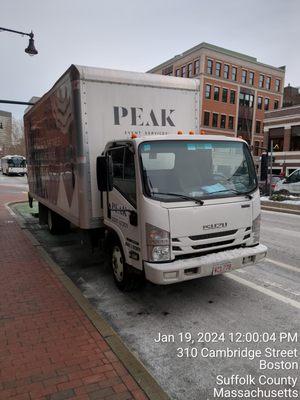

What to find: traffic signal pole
left=269, top=139, right=273, bottom=197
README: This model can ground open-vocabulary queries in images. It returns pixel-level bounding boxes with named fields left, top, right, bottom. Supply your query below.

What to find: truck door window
left=109, top=147, right=137, bottom=207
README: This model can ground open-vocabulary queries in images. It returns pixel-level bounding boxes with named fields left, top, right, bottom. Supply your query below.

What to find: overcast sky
left=1, top=0, right=299, bottom=120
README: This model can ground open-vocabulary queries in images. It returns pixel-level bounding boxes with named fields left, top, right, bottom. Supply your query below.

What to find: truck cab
left=98, top=134, right=267, bottom=289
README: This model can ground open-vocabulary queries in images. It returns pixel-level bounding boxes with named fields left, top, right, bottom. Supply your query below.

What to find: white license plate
left=212, top=262, right=232, bottom=275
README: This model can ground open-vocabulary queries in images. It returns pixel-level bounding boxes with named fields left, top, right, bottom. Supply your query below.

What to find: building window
left=214, top=86, right=220, bottom=101
left=224, top=64, right=229, bottom=79
left=205, top=84, right=212, bottom=99
left=222, top=88, right=228, bottom=102
left=249, top=72, right=254, bottom=85
left=264, top=98, right=270, bottom=111
left=266, top=76, right=271, bottom=90
left=228, top=116, right=234, bottom=129
left=175, top=69, right=180, bottom=77
left=207, top=59, right=213, bottom=74
left=230, top=90, right=236, bottom=104
left=220, top=115, right=226, bottom=129
left=256, top=121, right=261, bottom=134
left=181, top=65, right=187, bottom=77
left=275, top=79, right=281, bottom=92
left=203, top=112, right=210, bottom=126
left=187, top=63, right=193, bottom=77
left=162, top=66, right=173, bottom=76
left=257, top=96, right=262, bottom=110
left=239, top=92, right=254, bottom=108
left=259, top=74, right=264, bottom=88
left=242, top=70, right=247, bottom=84
left=274, top=99, right=279, bottom=109
left=231, top=66, right=237, bottom=81
left=0, top=122, right=3, bottom=129
left=194, top=59, right=200, bottom=75
left=238, top=117, right=252, bottom=133
left=216, top=62, right=221, bottom=77
left=254, top=141, right=260, bottom=156
left=212, top=113, right=218, bottom=127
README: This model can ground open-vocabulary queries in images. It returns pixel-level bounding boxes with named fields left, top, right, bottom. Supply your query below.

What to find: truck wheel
left=47, top=209, right=70, bottom=234
left=111, top=241, right=144, bottom=291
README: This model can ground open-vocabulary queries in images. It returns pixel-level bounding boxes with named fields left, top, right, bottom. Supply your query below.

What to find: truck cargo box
left=24, top=65, right=200, bottom=229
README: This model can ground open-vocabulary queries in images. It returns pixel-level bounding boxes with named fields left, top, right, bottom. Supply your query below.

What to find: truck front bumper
left=144, top=244, right=267, bottom=285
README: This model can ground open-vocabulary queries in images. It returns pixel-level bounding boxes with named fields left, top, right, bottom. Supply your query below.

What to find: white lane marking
left=261, top=209, right=300, bottom=218
left=262, top=225, right=300, bottom=239
left=226, top=273, right=300, bottom=310
left=265, top=258, right=299, bottom=273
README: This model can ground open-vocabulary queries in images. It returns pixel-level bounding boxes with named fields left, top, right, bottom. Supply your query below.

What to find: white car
left=275, top=169, right=300, bottom=195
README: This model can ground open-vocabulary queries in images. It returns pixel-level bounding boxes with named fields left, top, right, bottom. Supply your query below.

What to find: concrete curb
left=6, top=201, right=170, bottom=400
left=261, top=203, right=300, bottom=216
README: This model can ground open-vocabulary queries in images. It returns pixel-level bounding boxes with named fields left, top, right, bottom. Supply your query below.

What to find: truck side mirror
left=97, top=155, right=113, bottom=192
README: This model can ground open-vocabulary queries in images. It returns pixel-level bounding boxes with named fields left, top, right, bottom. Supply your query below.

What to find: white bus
left=1, top=155, right=27, bottom=176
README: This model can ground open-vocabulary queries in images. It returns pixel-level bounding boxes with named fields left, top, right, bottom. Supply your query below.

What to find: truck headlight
left=251, top=214, right=261, bottom=244
left=146, top=223, right=171, bottom=262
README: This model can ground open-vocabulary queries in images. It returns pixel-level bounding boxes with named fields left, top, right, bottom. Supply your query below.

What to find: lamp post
left=0, top=27, right=38, bottom=55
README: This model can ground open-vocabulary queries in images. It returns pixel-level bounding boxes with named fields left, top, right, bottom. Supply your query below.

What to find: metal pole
left=0, top=100, right=35, bottom=106
left=0, top=27, right=32, bottom=38
left=269, top=139, right=273, bottom=197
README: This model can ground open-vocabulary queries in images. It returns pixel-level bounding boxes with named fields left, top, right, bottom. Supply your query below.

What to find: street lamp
left=0, top=27, right=38, bottom=55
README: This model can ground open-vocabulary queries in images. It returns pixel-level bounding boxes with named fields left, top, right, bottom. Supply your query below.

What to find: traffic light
left=260, top=153, right=268, bottom=181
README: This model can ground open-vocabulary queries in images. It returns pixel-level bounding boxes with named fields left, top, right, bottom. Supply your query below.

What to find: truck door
left=104, top=145, right=141, bottom=269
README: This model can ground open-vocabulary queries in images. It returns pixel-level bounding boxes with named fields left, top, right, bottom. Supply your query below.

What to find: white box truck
left=24, top=65, right=267, bottom=290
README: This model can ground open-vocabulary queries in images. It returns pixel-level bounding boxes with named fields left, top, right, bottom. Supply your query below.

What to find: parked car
left=259, top=175, right=282, bottom=195
left=274, top=169, right=300, bottom=195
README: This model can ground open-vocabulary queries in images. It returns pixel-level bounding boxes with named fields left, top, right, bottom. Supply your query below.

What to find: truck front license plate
left=212, top=262, right=232, bottom=275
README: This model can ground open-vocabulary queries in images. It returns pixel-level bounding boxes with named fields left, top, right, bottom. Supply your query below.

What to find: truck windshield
left=139, top=140, right=257, bottom=202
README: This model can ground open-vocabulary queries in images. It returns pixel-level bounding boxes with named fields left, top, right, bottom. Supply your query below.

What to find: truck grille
left=189, top=229, right=237, bottom=241
left=172, top=227, right=252, bottom=258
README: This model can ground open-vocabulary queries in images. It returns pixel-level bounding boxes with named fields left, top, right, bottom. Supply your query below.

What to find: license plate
left=212, top=262, right=232, bottom=275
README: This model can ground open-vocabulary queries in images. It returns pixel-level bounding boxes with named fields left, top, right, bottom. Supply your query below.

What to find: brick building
left=283, top=84, right=300, bottom=107
left=0, top=110, right=12, bottom=156
left=264, top=105, right=300, bottom=175
left=148, top=42, right=285, bottom=153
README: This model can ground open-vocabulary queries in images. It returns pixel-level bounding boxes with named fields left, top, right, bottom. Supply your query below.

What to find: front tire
left=111, top=241, right=144, bottom=291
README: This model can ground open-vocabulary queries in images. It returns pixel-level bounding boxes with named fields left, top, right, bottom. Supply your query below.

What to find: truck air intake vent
left=172, top=246, right=182, bottom=251
left=189, top=230, right=237, bottom=241
left=192, top=239, right=234, bottom=250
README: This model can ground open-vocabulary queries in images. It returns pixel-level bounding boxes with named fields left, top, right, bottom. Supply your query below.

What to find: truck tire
left=110, top=239, right=144, bottom=291
left=47, top=209, right=70, bottom=234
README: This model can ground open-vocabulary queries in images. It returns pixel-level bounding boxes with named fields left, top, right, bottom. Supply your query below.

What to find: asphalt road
left=3, top=175, right=300, bottom=400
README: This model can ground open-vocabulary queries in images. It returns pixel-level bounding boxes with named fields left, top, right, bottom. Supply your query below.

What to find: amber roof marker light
left=0, top=27, right=38, bottom=55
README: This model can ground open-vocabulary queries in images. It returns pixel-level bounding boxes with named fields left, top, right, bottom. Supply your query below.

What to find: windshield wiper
left=207, top=188, right=254, bottom=199
left=151, top=192, right=204, bottom=205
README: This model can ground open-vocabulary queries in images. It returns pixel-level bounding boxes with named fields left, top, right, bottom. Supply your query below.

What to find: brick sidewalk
left=0, top=190, right=149, bottom=400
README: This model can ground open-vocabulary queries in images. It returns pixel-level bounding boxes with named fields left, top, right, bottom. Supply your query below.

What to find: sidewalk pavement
left=0, top=189, right=156, bottom=400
